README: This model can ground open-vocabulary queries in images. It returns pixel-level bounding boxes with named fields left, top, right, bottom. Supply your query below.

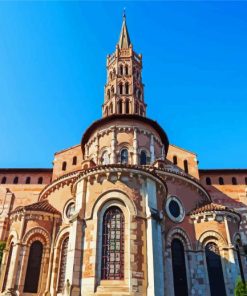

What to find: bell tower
left=102, top=13, right=146, bottom=117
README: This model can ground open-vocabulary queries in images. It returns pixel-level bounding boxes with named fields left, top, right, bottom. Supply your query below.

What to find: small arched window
left=125, top=100, right=129, bottom=114
left=119, top=64, right=123, bottom=75
left=62, top=161, right=67, bottom=171
left=140, top=150, right=147, bottom=165
left=219, top=177, right=224, bottom=185
left=13, top=176, right=18, bottom=184
left=101, top=151, right=110, bottom=165
left=118, top=100, right=122, bottom=114
left=72, top=156, right=77, bottom=165
left=24, top=241, right=43, bottom=293
left=26, top=177, right=31, bottom=184
left=120, top=149, right=128, bottom=164
left=173, top=156, right=177, bottom=165
left=1, top=176, right=7, bottom=184
left=57, top=237, right=69, bottom=293
left=119, top=83, right=123, bottom=95
left=101, top=206, right=124, bottom=280
left=105, top=106, right=108, bottom=116
left=205, top=242, right=226, bottom=296
left=232, top=177, right=237, bottom=185
left=38, top=177, right=43, bottom=184
left=183, top=160, right=188, bottom=174
left=206, top=177, right=212, bottom=185
left=171, top=239, right=188, bottom=296
left=125, top=65, right=128, bottom=75
left=107, top=89, right=110, bottom=100
left=125, top=83, right=129, bottom=95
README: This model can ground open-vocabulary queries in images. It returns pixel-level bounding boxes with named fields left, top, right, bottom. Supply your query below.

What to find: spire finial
left=123, top=8, right=126, bottom=19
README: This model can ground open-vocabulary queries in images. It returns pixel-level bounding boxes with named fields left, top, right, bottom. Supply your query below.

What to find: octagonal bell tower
left=102, top=13, right=146, bottom=117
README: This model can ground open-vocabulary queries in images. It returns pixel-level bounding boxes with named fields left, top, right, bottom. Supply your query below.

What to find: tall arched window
left=125, top=83, right=129, bottom=95
left=118, top=100, right=122, bottom=114
left=125, top=65, right=128, bottom=75
left=183, top=160, right=188, bottom=173
left=24, top=241, right=43, bottom=293
left=57, top=237, right=69, bottom=293
left=2, top=242, right=14, bottom=292
left=101, top=207, right=124, bottom=280
left=125, top=100, right=129, bottom=114
left=235, top=241, right=245, bottom=284
left=206, top=177, right=211, bottom=185
left=173, top=156, right=177, bottom=165
left=109, top=103, right=113, bottom=114
left=205, top=242, right=226, bottom=296
left=219, top=177, right=224, bottom=185
left=1, top=176, right=7, bottom=184
left=105, top=106, right=108, bottom=116
left=119, top=65, right=123, bottom=75
left=107, top=89, right=110, bottom=100
left=26, top=177, right=31, bottom=184
left=171, top=239, right=188, bottom=296
left=72, top=156, right=77, bottom=165
left=232, top=177, right=237, bottom=185
left=119, top=83, right=123, bottom=95
left=135, top=102, right=139, bottom=114
left=13, top=176, right=18, bottom=184
left=38, top=177, right=43, bottom=184
left=62, top=161, right=67, bottom=171
left=120, top=149, right=128, bottom=164
left=140, top=150, right=147, bottom=165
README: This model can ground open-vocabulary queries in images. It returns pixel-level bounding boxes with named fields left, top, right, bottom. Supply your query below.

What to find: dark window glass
left=2, top=242, right=14, bottom=292
left=125, top=100, right=129, bottom=114
left=111, top=87, right=114, bottom=98
left=72, top=156, right=77, bottom=166
left=119, top=65, right=123, bottom=75
left=219, top=177, right=224, bottom=185
left=101, top=206, right=124, bottom=280
left=38, top=177, right=43, bottom=184
left=140, top=151, right=147, bottom=165
left=169, top=200, right=180, bottom=218
left=57, top=237, right=69, bottom=292
left=235, top=242, right=245, bottom=283
left=13, top=177, right=18, bottom=184
left=119, top=83, right=123, bottom=95
left=205, top=242, right=226, bottom=296
left=125, top=65, right=128, bottom=75
left=118, top=100, right=122, bottom=114
left=135, top=102, right=139, bottom=114
left=232, top=177, right=237, bottom=185
left=125, top=83, right=129, bottom=95
left=1, top=177, right=7, bottom=184
left=171, top=239, right=188, bottom=296
left=173, top=156, right=177, bottom=165
left=62, top=162, right=67, bottom=171
left=107, top=89, right=110, bottom=100
left=183, top=160, right=188, bottom=173
left=26, top=177, right=31, bottom=184
left=206, top=177, right=211, bottom=185
left=120, top=149, right=128, bottom=164
left=24, top=241, right=43, bottom=293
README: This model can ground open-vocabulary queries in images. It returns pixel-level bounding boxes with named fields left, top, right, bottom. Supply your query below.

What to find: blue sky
left=0, top=1, right=246, bottom=169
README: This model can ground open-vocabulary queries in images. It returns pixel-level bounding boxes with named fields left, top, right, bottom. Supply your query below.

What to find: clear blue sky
left=0, top=1, right=246, bottom=169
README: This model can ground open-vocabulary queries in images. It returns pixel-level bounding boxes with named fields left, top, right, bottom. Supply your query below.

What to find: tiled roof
left=189, top=202, right=240, bottom=216
left=12, top=200, right=61, bottom=215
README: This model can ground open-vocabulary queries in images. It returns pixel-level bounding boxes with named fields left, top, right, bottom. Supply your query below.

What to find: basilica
left=0, top=15, right=246, bottom=296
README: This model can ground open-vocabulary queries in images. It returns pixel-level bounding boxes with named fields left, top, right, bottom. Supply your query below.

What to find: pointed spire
left=118, top=10, right=131, bottom=49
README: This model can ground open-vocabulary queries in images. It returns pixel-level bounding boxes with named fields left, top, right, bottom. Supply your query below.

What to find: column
left=110, top=127, right=116, bottom=164
left=150, top=135, right=155, bottom=163
left=133, top=128, right=138, bottom=164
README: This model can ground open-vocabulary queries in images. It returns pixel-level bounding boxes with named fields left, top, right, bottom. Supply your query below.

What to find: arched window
left=111, top=86, right=114, bottom=98
left=205, top=242, right=226, bottom=296
left=1, top=176, right=7, bottom=184
left=171, top=239, right=188, bottom=296
left=125, top=100, right=129, bottom=114
left=125, top=83, right=129, bottom=95
left=232, top=177, right=237, bottom=185
left=183, top=160, right=188, bottom=174
left=135, top=102, right=139, bottom=114
left=219, top=177, right=224, bottom=185
left=109, top=103, right=113, bottom=114
left=119, top=64, right=123, bottom=75
left=101, top=151, right=110, bottom=165
left=118, top=100, right=122, bottom=114
left=57, top=237, right=69, bottom=293
left=24, top=241, right=43, bottom=293
left=2, top=242, right=14, bottom=292
left=72, top=156, right=77, bottom=166
left=107, top=89, right=110, bottom=100
left=101, top=206, right=124, bottom=280
left=38, top=177, right=43, bottom=184
left=13, top=176, right=18, bottom=184
left=235, top=241, right=245, bottom=284
left=119, top=83, right=123, bottom=95
left=105, top=106, right=108, bottom=116
left=173, top=156, right=177, bottom=165
left=120, top=149, right=128, bottom=164
left=125, top=65, right=128, bottom=75
left=140, top=150, right=147, bottom=165
left=206, top=177, right=211, bottom=185
left=62, top=161, right=67, bottom=171
left=26, top=177, right=31, bottom=184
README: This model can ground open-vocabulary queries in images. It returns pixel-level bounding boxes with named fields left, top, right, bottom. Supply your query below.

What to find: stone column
left=133, top=128, right=138, bottom=164
left=110, top=127, right=116, bottom=164
left=150, top=135, right=155, bottom=163
left=143, top=179, right=164, bottom=296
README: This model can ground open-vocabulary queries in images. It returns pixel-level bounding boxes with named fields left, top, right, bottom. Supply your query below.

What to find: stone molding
left=197, top=230, right=228, bottom=250
left=165, top=227, right=192, bottom=250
